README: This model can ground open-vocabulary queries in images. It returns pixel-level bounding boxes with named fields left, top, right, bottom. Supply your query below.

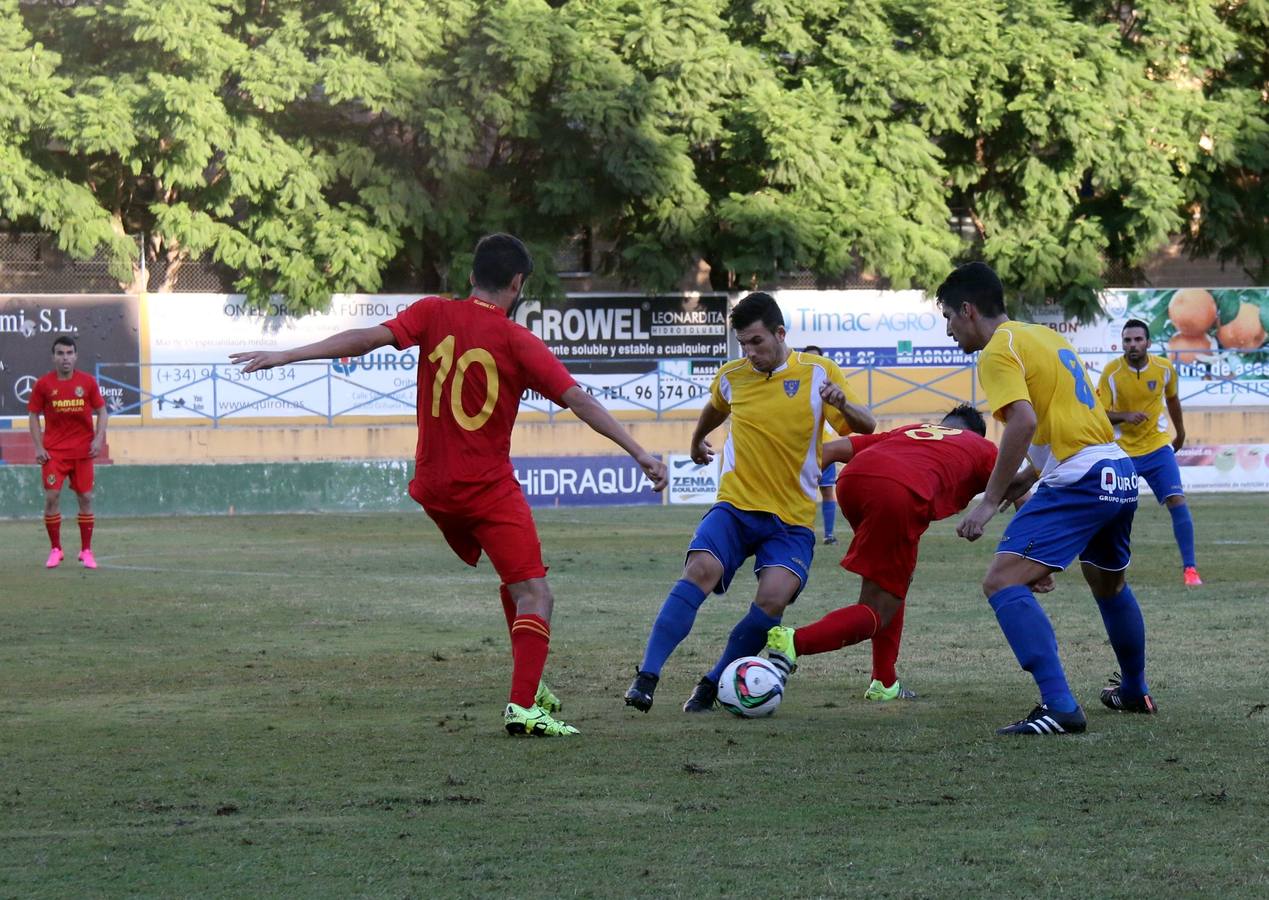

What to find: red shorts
left=410, top=478, right=546, bottom=585
left=41, top=457, right=94, bottom=494
left=836, top=473, right=933, bottom=601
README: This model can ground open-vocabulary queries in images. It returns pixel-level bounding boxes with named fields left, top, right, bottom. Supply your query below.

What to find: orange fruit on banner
left=1215, top=302, right=1267, bottom=350
left=1167, top=332, right=1212, bottom=363
left=1167, top=289, right=1218, bottom=336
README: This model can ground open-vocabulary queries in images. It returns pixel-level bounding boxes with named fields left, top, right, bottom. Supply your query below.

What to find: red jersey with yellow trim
left=845, top=423, right=998, bottom=520
left=28, top=370, right=104, bottom=457
left=383, top=297, right=577, bottom=508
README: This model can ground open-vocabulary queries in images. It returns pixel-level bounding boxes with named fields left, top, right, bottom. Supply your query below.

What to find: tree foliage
left=0, top=0, right=1263, bottom=314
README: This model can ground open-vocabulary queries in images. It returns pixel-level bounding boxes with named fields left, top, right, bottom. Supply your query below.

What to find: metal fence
left=0, top=233, right=140, bottom=293
left=94, top=350, right=1269, bottom=425
left=94, top=359, right=722, bottom=425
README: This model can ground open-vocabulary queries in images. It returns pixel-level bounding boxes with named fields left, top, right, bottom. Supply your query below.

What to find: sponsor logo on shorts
left=1100, top=466, right=1138, bottom=493
left=783, top=379, right=800, bottom=397
left=791, top=557, right=807, bottom=569
left=1099, top=465, right=1140, bottom=503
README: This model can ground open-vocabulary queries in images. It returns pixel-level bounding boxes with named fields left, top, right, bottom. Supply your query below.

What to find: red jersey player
left=231, top=234, right=668, bottom=737
left=28, top=335, right=109, bottom=570
left=765, top=405, right=1036, bottom=699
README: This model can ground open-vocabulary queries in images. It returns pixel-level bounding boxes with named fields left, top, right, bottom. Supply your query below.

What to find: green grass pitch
left=1, top=495, right=1266, bottom=897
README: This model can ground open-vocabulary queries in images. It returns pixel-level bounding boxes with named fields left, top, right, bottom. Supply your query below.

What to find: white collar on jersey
left=754, top=355, right=792, bottom=378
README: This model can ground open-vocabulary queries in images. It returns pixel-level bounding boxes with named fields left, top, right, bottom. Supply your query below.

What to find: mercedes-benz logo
left=15, top=374, right=36, bottom=403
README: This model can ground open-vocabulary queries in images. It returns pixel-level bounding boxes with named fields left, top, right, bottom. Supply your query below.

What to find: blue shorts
left=1131, top=445, right=1184, bottom=504
left=997, top=457, right=1138, bottom=572
left=687, top=502, right=815, bottom=596
left=818, top=463, right=837, bottom=488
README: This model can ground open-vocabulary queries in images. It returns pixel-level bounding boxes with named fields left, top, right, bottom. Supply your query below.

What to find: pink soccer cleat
left=1183, top=566, right=1202, bottom=586
left=78, top=549, right=98, bottom=570
left=45, top=547, right=64, bottom=569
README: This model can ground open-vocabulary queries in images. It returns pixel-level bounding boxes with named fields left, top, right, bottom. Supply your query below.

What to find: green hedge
left=0, top=462, right=418, bottom=518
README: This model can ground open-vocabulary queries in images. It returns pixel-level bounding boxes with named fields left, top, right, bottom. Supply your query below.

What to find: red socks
left=871, top=602, right=905, bottom=686
left=77, top=513, right=94, bottom=551
left=44, top=514, right=62, bottom=550
left=509, top=614, right=551, bottom=708
left=794, top=604, right=880, bottom=656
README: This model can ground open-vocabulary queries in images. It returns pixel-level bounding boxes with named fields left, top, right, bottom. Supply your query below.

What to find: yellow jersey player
left=624, top=292, right=875, bottom=713
left=938, top=262, right=1157, bottom=736
left=1097, top=318, right=1201, bottom=585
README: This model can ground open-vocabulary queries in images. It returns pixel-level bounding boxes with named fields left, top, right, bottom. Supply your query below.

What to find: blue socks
left=821, top=500, right=836, bottom=540
left=1168, top=503, right=1197, bottom=568
left=988, top=585, right=1078, bottom=713
left=1096, top=585, right=1149, bottom=700
left=639, top=580, right=708, bottom=676
left=707, top=603, right=781, bottom=683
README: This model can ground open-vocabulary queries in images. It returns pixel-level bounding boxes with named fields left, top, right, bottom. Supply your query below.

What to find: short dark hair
left=1122, top=318, right=1150, bottom=340
left=52, top=335, right=77, bottom=352
left=471, top=233, right=534, bottom=291
left=935, top=262, right=1005, bottom=317
left=730, top=292, right=784, bottom=332
left=942, top=403, right=987, bottom=436
left=802, top=345, right=823, bottom=355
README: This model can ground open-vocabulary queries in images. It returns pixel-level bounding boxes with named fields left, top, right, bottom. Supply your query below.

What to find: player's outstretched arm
left=229, top=326, right=396, bottom=372
left=957, top=400, right=1037, bottom=541
left=560, top=386, right=668, bottom=491
left=821, top=436, right=856, bottom=466
left=27, top=413, right=48, bottom=464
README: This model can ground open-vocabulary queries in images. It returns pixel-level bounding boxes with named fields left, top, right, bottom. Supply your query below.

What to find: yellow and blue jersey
left=977, top=322, right=1115, bottom=468
left=1096, top=354, right=1178, bottom=457
left=709, top=351, right=862, bottom=528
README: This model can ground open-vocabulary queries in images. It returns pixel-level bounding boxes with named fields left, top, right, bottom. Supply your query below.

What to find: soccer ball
left=717, top=656, right=784, bottom=718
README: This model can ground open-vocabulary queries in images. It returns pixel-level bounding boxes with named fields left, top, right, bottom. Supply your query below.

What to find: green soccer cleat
left=535, top=681, right=562, bottom=714
left=503, top=703, right=579, bottom=737
left=765, top=625, right=798, bottom=680
left=863, top=679, right=917, bottom=702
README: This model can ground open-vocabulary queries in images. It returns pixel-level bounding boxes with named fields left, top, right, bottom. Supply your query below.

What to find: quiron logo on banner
left=0, top=294, right=141, bottom=417
left=144, top=293, right=422, bottom=420
left=667, top=453, right=720, bottom=505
